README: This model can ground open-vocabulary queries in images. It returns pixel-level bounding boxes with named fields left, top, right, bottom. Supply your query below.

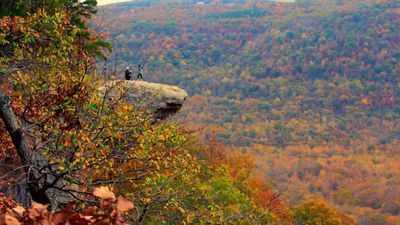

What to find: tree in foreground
left=0, top=1, right=289, bottom=224
left=0, top=0, right=354, bottom=224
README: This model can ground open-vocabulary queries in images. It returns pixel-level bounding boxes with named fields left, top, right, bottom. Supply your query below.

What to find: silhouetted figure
left=125, top=66, right=132, bottom=80
left=137, top=64, right=143, bottom=80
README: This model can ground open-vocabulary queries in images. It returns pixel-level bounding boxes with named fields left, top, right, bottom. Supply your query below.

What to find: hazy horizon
left=97, top=0, right=132, bottom=6
left=96, top=0, right=296, bottom=6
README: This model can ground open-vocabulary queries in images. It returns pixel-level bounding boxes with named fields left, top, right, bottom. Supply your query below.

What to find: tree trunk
left=0, top=86, right=50, bottom=205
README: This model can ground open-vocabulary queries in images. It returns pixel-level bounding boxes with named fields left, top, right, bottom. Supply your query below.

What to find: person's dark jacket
left=125, top=69, right=132, bottom=80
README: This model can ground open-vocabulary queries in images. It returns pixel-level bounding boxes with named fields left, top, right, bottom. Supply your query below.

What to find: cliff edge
left=99, top=80, right=188, bottom=120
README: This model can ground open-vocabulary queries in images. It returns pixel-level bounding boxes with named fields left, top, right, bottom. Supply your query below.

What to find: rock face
left=99, top=80, right=188, bottom=120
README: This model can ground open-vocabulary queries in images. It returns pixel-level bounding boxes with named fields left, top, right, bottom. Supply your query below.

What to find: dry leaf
left=28, top=202, right=48, bottom=219
left=2, top=213, right=21, bottom=225
left=82, top=207, right=96, bottom=215
left=116, top=196, right=134, bottom=213
left=48, top=86, right=58, bottom=95
left=93, top=186, right=116, bottom=200
left=12, top=206, right=25, bottom=216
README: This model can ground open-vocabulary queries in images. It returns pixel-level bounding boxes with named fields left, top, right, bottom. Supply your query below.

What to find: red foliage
left=0, top=187, right=134, bottom=225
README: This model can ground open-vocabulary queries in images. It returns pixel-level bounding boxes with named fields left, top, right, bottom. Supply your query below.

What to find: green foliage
left=0, top=0, right=111, bottom=60
left=207, top=7, right=267, bottom=19
left=0, top=0, right=96, bottom=19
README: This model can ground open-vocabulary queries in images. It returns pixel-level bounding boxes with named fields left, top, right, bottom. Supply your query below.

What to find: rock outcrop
left=0, top=80, right=188, bottom=210
left=99, top=80, right=188, bottom=120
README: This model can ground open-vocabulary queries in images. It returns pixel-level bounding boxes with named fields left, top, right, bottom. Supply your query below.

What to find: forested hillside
left=0, top=0, right=366, bottom=224
left=95, top=0, right=400, bottom=223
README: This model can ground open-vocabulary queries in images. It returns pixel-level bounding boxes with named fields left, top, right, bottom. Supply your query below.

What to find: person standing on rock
left=137, top=64, right=144, bottom=80
left=125, top=66, right=132, bottom=80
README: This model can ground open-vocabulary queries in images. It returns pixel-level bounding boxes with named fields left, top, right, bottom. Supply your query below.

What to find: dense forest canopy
left=0, top=0, right=362, bottom=224
left=94, top=0, right=400, bottom=223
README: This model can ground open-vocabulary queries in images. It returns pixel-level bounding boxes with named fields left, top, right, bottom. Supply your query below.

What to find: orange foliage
left=0, top=187, right=134, bottom=225
left=293, top=199, right=356, bottom=225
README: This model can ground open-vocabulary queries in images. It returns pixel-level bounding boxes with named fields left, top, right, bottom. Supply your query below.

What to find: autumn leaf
left=93, top=186, right=116, bottom=200
left=12, top=206, right=25, bottom=217
left=177, top=206, right=186, bottom=214
left=28, top=202, right=48, bottom=220
left=360, top=97, right=370, bottom=106
left=116, top=196, right=134, bottom=213
left=0, top=212, right=20, bottom=225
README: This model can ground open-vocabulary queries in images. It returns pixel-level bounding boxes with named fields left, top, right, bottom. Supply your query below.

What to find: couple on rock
left=125, top=64, right=143, bottom=80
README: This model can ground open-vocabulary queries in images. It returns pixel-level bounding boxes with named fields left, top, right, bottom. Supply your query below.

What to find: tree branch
left=0, top=86, right=50, bottom=205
